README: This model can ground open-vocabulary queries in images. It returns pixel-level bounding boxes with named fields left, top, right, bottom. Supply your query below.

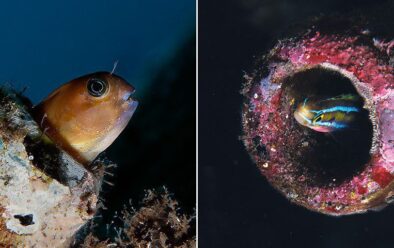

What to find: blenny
left=294, top=94, right=363, bottom=133
left=33, top=72, right=138, bottom=165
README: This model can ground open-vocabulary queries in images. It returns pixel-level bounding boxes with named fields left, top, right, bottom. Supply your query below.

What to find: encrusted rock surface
left=0, top=88, right=102, bottom=247
left=242, top=26, right=394, bottom=215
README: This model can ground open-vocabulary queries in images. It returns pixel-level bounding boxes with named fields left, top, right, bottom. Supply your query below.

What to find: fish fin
left=369, top=203, right=388, bottom=212
left=320, top=94, right=361, bottom=103
left=303, top=98, right=308, bottom=107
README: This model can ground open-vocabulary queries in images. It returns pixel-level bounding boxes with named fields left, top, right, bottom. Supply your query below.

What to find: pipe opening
left=281, top=67, right=373, bottom=186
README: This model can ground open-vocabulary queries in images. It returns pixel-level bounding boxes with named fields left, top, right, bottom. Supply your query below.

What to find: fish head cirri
left=33, top=71, right=138, bottom=165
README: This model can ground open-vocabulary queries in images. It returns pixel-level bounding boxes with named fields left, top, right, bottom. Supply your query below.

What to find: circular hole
left=14, top=214, right=34, bottom=226
left=281, top=67, right=373, bottom=186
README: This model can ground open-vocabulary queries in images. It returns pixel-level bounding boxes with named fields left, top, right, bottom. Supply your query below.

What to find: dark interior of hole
left=14, top=214, right=34, bottom=226
left=283, top=67, right=373, bottom=186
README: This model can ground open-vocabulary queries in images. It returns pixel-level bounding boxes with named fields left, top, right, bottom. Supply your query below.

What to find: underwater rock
left=0, top=88, right=104, bottom=247
left=242, top=25, right=394, bottom=215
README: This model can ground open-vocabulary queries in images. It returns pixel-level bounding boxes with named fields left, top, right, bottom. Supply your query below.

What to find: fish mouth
left=123, top=91, right=134, bottom=101
left=124, top=95, right=138, bottom=116
left=294, top=111, right=311, bottom=126
left=128, top=99, right=138, bottom=111
left=122, top=91, right=138, bottom=106
left=121, top=86, right=138, bottom=116
left=122, top=94, right=137, bottom=109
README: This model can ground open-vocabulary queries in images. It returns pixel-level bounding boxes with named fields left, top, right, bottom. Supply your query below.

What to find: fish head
left=294, top=102, right=333, bottom=133
left=293, top=103, right=315, bottom=127
left=35, top=71, right=139, bottom=164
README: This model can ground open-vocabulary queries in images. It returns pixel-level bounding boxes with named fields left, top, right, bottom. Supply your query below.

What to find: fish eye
left=87, top=78, right=108, bottom=97
left=314, top=116, right=322, bottom=122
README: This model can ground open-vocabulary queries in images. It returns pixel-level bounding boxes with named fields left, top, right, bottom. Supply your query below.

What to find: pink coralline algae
left=242, top=29, right=394, bottom=216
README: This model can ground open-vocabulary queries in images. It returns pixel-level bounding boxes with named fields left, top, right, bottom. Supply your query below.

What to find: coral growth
left=81, top=188, right=196, bottom=248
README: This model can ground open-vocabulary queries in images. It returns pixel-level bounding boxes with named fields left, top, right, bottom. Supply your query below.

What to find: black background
left=86, top=35, right=196, bottom=241
left=199, top=0, right=394, bottom=247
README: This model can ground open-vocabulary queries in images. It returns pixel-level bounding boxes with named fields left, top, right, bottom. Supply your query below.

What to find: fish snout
left=294, top=111, right=308, bottom=126
left=117, top=80, right=138, bottom=114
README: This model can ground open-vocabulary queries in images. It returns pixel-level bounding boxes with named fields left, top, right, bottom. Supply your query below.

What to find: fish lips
left=127, top=99, right=138, bottom=116
left=120, top=87, right=138, bottom=123
left=294, top=110, right=311, bottom=126
left=123, top=96, right=138, bottom=118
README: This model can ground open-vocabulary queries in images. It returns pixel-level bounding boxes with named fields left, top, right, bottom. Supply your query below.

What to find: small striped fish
left=294, top=94, right=362, bottom=133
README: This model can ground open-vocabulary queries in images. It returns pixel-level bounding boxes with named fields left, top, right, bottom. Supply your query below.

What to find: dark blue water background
left=0, top=0, right=195, bottom=103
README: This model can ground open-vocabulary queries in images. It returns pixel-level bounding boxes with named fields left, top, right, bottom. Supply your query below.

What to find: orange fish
left=33, top=71, right=138, bottom=165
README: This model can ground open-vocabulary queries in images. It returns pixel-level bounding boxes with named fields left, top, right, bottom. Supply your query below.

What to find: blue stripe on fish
left=294, top=94, right=362, bottom=133
left=310, top=106, right=360, bottom=115
left=314, top=120, right=348, bottom=129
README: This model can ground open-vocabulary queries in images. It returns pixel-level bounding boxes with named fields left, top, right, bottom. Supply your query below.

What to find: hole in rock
left=14, top=214, right=34, bottom=226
